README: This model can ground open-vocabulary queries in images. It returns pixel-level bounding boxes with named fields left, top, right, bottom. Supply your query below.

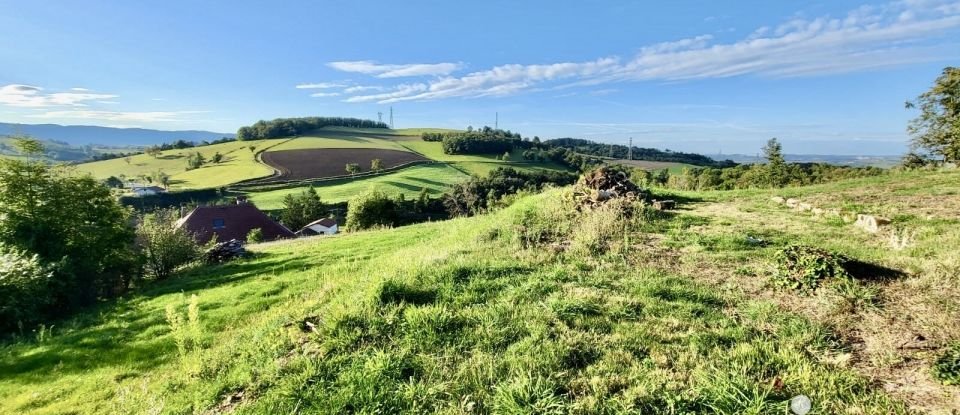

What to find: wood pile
left=204, top=239, right=249, bottom=263
left=574, top=167, right=648, bottom=209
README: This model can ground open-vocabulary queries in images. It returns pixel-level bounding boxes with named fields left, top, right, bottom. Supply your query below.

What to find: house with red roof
left=176, top=199, right=295, bottom=243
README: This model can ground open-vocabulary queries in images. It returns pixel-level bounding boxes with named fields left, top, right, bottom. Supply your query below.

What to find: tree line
left=543, top=137, right=733, bottom=167
left=237, top=117, right=388, bottom=140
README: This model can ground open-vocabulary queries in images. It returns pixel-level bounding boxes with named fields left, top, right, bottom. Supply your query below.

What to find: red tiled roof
left=176, top=203, right=295, bottom=243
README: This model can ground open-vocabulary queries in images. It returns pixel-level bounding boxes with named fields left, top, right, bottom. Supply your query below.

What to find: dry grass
left=648, top=168, right=960, bottom=413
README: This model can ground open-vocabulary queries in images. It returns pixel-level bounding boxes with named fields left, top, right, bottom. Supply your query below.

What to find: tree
left=502, top=151, right=511, bottom=161
left=186, top=152, right=205, bottom=170
left=211, top=152, right=224, bottom=163
left=414, top=187, right=430, bottom=213
left=145, top=146, right=162, bottom=158
left=136, top=209, right=201, bottom=280
left=248, top=145, right=257, bottom=153
left=345, top=190, right=398, bottom=230
left=762, top=138, right=788, bottom=188
left=104, top=176, right=124, bottom=189
left=371, top=158, right=383, bottom=172
left=345, top=163, right=361, bottom=175
left=152, top=171, right=171, bottom=189
left=246, top=228, right=264, bottom=243
left=0, top=243, right=53, bottom=331
left=906, top=67, right=960, bottom=162
left=0, top=138, right=137, bottom=311
left=280, top=187, right=326, bottom=231
left=123, top=156, right=132, bottom=165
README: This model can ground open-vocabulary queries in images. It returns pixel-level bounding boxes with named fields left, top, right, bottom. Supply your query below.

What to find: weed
left=164, top=294, right=204, bottom=377
left=772, top=245, right=851, bottom=292
left=933, top=342, right=960, bottom=385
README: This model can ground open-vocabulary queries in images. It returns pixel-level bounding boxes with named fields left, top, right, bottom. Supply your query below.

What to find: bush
left=346, top=190, right=398, bottom=231
left=0, top=244, right=53, bottom=331
left=933, top=342, right=960, bottom=385
left=773, top=245, right=851, bottom=292
left=246, top=228, right=264, bottom=243
left=136, top=209, right=202, bottom=280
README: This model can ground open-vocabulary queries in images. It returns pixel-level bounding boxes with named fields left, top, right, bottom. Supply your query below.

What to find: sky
left=1, top=0, right=959, bottom=155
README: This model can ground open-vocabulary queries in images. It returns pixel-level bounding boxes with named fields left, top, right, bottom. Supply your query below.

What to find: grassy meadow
left=243, top=163, right=470, bottom=209
left=6, top=170, right=959, bottom=413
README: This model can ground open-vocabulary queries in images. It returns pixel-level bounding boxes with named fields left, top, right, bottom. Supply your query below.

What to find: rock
left=785, top=198, right=800, bottom=208
left=652, top=200, right=676, bottom=210
left=574, top=166, right=648, bottom=210
left=790, top=395, right=812, bottom=415
left=811, top=207, right=824, bottom=215
left=854, top=214, right=891, bottom=233
left=797, top=203, right=813, bottom=212
left=771, top=196, right=786, bottom=204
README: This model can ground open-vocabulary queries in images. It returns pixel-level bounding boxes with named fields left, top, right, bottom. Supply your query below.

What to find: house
left=176, top=199, right=295, bottom=243
left=130, top=184, right=166, bottom=197
left=296, top=218, right=339, bottom=236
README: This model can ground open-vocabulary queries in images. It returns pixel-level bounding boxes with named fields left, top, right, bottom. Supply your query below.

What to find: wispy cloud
left=333, top=0, right=960, bottom=104
left=343, top=85, right=385, bottom=93
left=295, top=82, right=348, bottom=89
left=328, top=61, right=463, bottom=78
left=309, top=92, right=340, bottom=97
left=0, top=84, right=118, bottom=107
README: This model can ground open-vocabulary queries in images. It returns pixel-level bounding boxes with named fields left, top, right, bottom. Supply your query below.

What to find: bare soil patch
left=260, top=148, right=427, bottom=181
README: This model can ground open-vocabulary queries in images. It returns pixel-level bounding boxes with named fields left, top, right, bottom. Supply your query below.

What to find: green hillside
left=244, top=163, right=470, bottom=209
left=4, top=170, right=958, bottom=413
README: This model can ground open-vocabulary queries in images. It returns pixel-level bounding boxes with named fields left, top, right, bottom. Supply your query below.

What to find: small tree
left=345, top=163, right=361, bottom=175
left=906, top=67, right=960, bottom=163
left=0, top=243, right=53, bottom=331
left=123, top=156, right=132, bottom=165
left=186, top=152, right=205, bottom=170
left=414, top=187, right=430, bottom=212
left=246, top=228, right=264, bottom=243
left=145, top=146, right=162, bottom=158
left=280, top=187, right=326, bottom=231
left=371, top=158, right=383, bottom=172
left=104, top=176, right=124, bottom=189
left=248, top=145, right=256, bottom=153
left=211, top=152, right=224, bottom=164
left=762, top=138, right=788, bottom=188
left=136, top=209, right=201, bottom=280
left=502, top=151, right=511, bottom=161
left=345, top=190, right=397, bottom=231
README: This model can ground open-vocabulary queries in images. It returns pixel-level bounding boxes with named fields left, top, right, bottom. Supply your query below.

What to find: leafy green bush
left=0, top=244, right=53, bottom=331
left=346, top=190, right=398, bottom=231
left=934, top=342, right=960, bottom=385
left=773, top=245, right=851, bottom=292
left=246, top=228, right=264, bottom=243
left=136, top=209, right=202, bottom=280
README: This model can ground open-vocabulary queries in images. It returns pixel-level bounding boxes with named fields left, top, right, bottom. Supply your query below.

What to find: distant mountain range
left=0, top=122, right=234, bottom=147
left=710, top=153, right=902, bottom=168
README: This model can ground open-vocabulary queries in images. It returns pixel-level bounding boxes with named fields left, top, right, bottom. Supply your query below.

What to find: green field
left=72, top=139, right=278, bottom=189
left=4, top=170, right=959, bottom=413
left=244, top=163, right=470, bottom=209
left=264, top=135, right=408, bottom=152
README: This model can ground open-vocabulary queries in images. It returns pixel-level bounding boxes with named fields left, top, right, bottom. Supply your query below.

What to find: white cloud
left=0, top=84, right=118, bottom=107
left=27, top=110, right=206, bottom=123
left=343, top=85, right=385, bottom=93
left=295, top=82, right=348, bottom=89
left=309, top=92, right=340, bottom=97
left=328, top=61, right=463, bottom=78
left=337, top=0, right=960, bottom=104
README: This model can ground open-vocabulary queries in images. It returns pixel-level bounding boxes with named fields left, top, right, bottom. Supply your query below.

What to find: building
left=176, top=200, right=295, bottom=243
left=296, top=218, right=339, bottom=236
left=130, top=184, right=166, bottom=197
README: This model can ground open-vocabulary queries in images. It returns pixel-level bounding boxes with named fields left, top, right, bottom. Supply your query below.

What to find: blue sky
left=1, top=1, right=959, bottom=155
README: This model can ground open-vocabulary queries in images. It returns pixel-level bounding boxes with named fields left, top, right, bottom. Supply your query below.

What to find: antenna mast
left=377, top=111, right=383, bottom=124
left=628, top=137, right=633, bottom=160
left=389, top=107, right=394, bottom=129
left=495, top=112, right=498, bottom=130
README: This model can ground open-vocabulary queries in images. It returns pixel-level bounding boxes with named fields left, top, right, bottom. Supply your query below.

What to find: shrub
left=773, top=245, right=851, bottom=292
left=246, top=228, right=264, bottom=243
left=934, top=342, right=960, bottom=385
left=136, top=209, right=202, bottom=280
left=346, top=190, right=398, bottom=231
left=0, top=244, right=53, bottom=331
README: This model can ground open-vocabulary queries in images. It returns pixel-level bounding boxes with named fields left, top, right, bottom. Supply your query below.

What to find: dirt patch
left=261, top=148, right=427, bottom=181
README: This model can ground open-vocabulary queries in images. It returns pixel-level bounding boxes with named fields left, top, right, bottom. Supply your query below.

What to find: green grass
left=72, top=139, right=278, bottom=189
left=0, top=177, right=925, bottom=414
left=244, top=163, right=470, bottom=209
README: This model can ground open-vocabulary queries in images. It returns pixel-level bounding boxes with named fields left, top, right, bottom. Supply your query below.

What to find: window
left=212, top=218, right=225, bottom=229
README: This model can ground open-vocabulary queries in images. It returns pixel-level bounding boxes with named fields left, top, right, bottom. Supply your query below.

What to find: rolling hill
left=0, top=122, right=232, bottom=147
left=2, top=169, right=957, bottom=413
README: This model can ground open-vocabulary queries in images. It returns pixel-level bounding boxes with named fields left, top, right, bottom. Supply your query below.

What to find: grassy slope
left=244, top=164, right=470, bottom=209
left=650, top=169, right=960, bottom=412
left=72, top=139, right=277, bottom=189
left=4, top=173, right=949, bottom=414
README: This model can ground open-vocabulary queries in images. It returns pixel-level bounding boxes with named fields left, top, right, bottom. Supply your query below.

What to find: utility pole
left=495, top=112, right=498, bottom=130
left=389, top=107, right=394, bottom=129
left=628, top=137, right=633, bottom=160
